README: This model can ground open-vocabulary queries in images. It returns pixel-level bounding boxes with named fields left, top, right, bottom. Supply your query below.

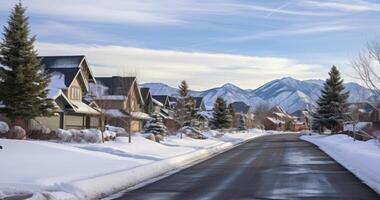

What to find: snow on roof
left=152, top=98, right=163, bottom=107
left=70, top=100, right=100, bottom=115
left=131, top=112, right=151, bottom=120
left=40, top=55, right=84, bottom=69
left=104, top=109, right=128, bottom=118
left=95, top=95, right=126, bottom=101
left=266, top=117, right=284, bottom=125
left=48, top=73, right=67, bottom=99
left=197, top=111, right=213, bottom=119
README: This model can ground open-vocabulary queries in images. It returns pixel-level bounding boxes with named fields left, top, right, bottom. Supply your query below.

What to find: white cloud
left=224, top=23, right=353, bottom=42
left=0, top=0, right=341, bottom=26
left=303, top=0, right=380, bottom=12
left=36, top=42, right=327, bottom=90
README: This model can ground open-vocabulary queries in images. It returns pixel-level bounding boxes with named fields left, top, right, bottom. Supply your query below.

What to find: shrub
left=0, top=121, right=9, bottom=134
left=28, top=125, right=54, bottom=140
left=7, top=126, right=26, bottom=140
left=56, top=129, right=72, bottom=142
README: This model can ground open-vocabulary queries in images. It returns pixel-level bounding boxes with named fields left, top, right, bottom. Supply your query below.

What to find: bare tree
left=253, top=103, right=272, bottom=127
left=352, top=40, right=380, bottom=96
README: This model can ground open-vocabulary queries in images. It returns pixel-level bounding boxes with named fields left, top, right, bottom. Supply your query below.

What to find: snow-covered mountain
left=141, top=77, right=372, bottom=113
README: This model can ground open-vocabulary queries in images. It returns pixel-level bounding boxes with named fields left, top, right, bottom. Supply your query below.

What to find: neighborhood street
left=112, top=134, right=379, bottom=200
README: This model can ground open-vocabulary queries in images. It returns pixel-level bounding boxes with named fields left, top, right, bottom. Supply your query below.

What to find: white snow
left=47, top=73, right=66, bottom=99
left=0, top=129, right=270, bottom=199
left=0, top=121, right=9, bottom=134
left=301, top=134, right=380, bottom=193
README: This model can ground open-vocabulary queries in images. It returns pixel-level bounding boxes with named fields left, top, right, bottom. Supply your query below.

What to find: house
left=264, top=106, right=293, bottom=131
left=343, top=102, right=380, bottom=138
left=192, top=97, right=209, bottom=130
left=30, top=55, right=103, bottom=130
left=90, top=76, right=149, bottom=133
left=230, top=101, right=255, bottom=129
left=290, top=110, right=309, bottom=131
left=140, top=88, right=154, bottom=114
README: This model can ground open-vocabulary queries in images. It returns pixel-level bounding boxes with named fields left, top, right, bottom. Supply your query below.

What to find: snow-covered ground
left=301, top=134, right=380, bottom=193
left=0, top=129, right=270, bottom=199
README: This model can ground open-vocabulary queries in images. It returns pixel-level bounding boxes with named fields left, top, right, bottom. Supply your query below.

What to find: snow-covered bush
left=56, top=129, right=72, bottom=142
left=141, top=133, right=156, bottom=141
left=29, top=125, right=53, bottom=140
left=103, top=130, right=117, bottom=141
left=0, top=121, right=9, bottom=135
left=7, top=126, right=26, bottom=140
left=82, top=129, right=102, bottom=143
left=144, top=112, right=167, bottom=136
left=155, top=134, right=164, bottom=143
left=106, top=125, right=127, bottom=137
left=55, top=129, right=103, bottom=143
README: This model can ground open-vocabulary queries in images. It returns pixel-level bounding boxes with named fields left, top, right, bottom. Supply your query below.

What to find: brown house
left=26, top=55, right=102, bottom=130
left=91, top=76, right=149, bottom=133
left=230, top=101, right=255, bottom=129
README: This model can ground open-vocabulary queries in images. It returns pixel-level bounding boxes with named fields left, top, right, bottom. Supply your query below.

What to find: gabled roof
left=95, top=76, right=144, bottom=105
left=40, top=55, right=85, bottom=69
left=40, top=55, right=96, bottom=89
left=193, top=97, right=205, bottom=110
left=48, top=68, right=80, bottom=87
left=96, top=76, right=136, bottom=96
left=152, top=95, right=170, bottom=107
left=140, top=88, right=151, bottom=99
left=231, top=101, right=251, bottom=114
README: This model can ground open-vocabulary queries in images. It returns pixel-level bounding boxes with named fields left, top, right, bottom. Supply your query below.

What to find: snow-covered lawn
left=301, top=134, right=380, bottom=194
left=0, top=129, right=269, bottom=199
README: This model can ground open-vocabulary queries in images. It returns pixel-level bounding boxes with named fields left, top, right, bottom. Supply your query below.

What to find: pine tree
left=212, top=97, right=232, bottom=129
left=238, top=115, right=247, bottom=131
left=0, top=3, right=55, bottom=123
left=316, top=66, right=349, bottom=133
left=174, top=80, right=195, bottom=128
left=144, top=112, right=167, bottom=136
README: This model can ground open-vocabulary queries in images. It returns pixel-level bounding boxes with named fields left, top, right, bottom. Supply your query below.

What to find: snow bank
left=0, top=129, right=270, bottom=199
left=301, top=134, right=380, bottom=193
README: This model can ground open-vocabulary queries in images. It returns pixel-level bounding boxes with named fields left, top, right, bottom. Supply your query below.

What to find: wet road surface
left=112, top=134, right=379, bottom=200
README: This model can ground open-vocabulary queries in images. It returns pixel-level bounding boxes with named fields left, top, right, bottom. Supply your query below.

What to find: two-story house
left=31, top=55, right=103, bottom=130
left=91, top=76, right=149, bottom=133
left=230, top=101, right=255, bottom=129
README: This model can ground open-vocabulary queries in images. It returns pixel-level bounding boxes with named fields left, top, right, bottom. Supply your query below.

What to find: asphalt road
left=112, top=134, right=379, bottom=200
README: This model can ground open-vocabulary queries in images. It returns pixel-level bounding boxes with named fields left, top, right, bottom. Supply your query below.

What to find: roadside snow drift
left=0, top=129, right=268, bottom=199
left=301, top=134, right=380, bottom=194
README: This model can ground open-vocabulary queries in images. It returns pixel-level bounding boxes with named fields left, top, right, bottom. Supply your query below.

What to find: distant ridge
left=141, top=77, right=372, bottom=113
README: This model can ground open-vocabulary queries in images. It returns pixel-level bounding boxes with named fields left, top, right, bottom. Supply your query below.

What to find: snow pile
left=0, top=129, right=270, bottom=199
left=106, top=125, right=127, bottom=136
left=56, top=129, right=102, bottom=143
left=0, top=121, right=9, bottom=134
left=301, top=134, right=380, bottom=193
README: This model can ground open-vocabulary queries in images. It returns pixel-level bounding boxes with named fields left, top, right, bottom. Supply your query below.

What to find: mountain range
left=141, top=77, right=373, bottom=114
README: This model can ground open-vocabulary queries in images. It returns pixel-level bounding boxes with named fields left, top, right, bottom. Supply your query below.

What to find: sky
left=1, top=0, right=380, bottom=90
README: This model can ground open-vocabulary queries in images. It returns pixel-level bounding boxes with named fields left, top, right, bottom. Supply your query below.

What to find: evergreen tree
left=238, top=115, right=247, bottom=131
left=144, top=112, right=167, bottom=136
left=174, top=80, right=195, bottom=128
left=0, top=3, right=54, bottom=123
left=212, top=97, right=232, bottom=129
left=316, top=66, right=349, bottom=133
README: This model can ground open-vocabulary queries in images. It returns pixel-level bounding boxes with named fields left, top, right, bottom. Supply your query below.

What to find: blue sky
left=1, top=0, right=380, bottom=89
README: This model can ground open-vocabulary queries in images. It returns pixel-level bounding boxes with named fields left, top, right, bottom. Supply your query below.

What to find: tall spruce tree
left=0, top=3, right=54, bottom=123
left=212, top=97, right=232, bottom=129
left=174, top=80, right=195, bottom=128
left=316, top=66, right=349, bottom=133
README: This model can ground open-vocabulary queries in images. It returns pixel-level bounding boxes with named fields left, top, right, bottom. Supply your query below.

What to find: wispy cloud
left=224, top=23, right=353, bottom=42
left=36, top=42, right=326, bottom=89
left=303, top=0, right=380, bottom=12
